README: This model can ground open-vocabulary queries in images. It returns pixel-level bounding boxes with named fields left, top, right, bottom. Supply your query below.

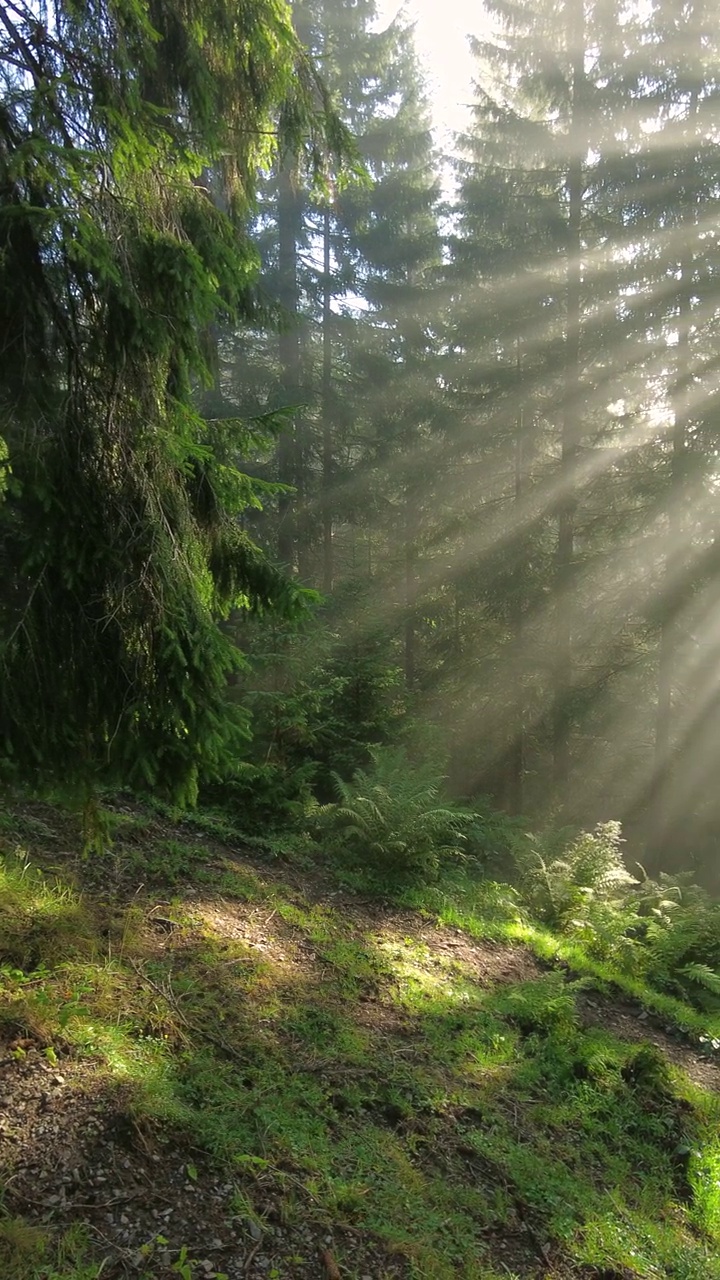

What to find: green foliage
left=0, top=0, right=355, bottom=807
left=214, top=614, right=407, bottom=828
left=463, top=805, right=529, bottom=876
left=0, top=1217, right=102, bottom=1280
left=314, top=746, right=470, bottom=883
left=205, top=761, right=318, bottom=834
left=642, top=897, right=720, bottom=1009
left=0, top=847, right=96, bottom=971
left=680, top=964, right=720, bottom=997
left=490, top=972, right=580, bottom=1035
left=506, top=821, right=720, bottom=1005
left=2, top=805, right=720, bottom=1279
left=513, top=821, right=638, bottom=930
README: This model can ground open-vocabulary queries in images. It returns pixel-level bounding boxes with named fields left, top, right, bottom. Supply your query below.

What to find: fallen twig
left=129, top=959, right=247, bottom=1066
left=244, top=1238, right=262, bottom=1275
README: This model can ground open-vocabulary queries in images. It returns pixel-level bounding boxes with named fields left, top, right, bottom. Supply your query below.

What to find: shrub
left=313, top=747, right=471, bottom=885
left=513, top=821, right=638, bottom=930
left=511, top=821, right=720, bottom=1004
left=204, top=761, right=317, bottom=834
left=642, top=894, right=720, bottom=1009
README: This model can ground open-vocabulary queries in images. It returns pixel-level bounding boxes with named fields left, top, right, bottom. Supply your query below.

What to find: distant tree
left=333, top=15, right=444, bottom=688
left=224, top=0, right=443, bottom=623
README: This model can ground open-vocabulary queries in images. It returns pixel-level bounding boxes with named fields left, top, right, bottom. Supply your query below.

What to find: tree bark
left=506, top=346, right=526, bottom=814
left=277, top=159, right=301, bottom=570
left=552, top=0, right=584, bottom=793
left=321, top=203, right=334, bottom=594
left=404, top=489, right=418, bottom=690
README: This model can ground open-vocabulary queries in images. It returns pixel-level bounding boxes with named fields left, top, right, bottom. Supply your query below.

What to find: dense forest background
left=2, top=0, right=720, bottom=879
left=215, top=0, right=720, bottom=881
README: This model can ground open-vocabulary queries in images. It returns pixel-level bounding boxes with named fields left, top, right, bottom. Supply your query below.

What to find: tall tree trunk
left=552, top=0, right=584, bottom=793
left=648, top=236, right=696, bottom=862
left=277, top=159, right=301, bottom=570
left=404, top=489, right=418, bottom=690
left=506, top=346, right=526, bottom=814
left=321, top=203, right=334, bottom=594
left=645, top=47, right=701, bottom=864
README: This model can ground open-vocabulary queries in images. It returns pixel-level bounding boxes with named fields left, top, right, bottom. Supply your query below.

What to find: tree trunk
left=506, top=349, right=526, bottom=814
left=645, top=51, right=701, bottom=865
left=648, top=252, right=695, bottom=862
left=321, top=203, right=334, bottom=594
left=552, top=0, right=584, bottom=793
left=404, top=490, right=418, bottom=690
left=277, top=159, right=301, bottom=570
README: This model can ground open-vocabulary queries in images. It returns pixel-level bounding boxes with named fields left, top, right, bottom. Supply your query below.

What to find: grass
left=1, top=804, right=720, bottom=1278
left=0, top=1217, right=103, bottom=1280
left=401, top=868, right=720, bottom=1045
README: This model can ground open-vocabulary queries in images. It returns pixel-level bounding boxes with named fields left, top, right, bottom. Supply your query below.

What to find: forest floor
left=1, top=802, right=720, bottom=1280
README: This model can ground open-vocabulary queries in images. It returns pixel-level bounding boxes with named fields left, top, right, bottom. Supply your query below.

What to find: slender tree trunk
left=645, top=53, right=701, bottom=865
left=404, top=490, right=418, bottom=690
left=648, top=252, right=695, bottom=862
left=321, top=203, right=334, bottom=594
left=277, top=160, right=301, bottom=570
left=506, top=348, right=526, bottom=814
left=552, top=0, right=584, bottom=793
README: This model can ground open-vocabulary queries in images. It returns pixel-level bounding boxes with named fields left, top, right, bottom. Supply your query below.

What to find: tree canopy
left=0, top=0, right=353, bottom=804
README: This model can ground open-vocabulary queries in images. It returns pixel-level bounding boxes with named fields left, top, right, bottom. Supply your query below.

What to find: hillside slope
left=1, top=803, right=719, bottom=1280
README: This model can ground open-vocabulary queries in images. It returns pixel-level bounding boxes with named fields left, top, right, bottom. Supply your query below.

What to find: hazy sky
left=375, top=0, right=487, bottom=140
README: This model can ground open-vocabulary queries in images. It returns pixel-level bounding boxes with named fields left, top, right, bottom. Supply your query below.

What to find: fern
left=314, top=748, right=470, bottom=883
left=514, top=821, right=637, bottom=929
left=679, top=963, right=720, bottom=996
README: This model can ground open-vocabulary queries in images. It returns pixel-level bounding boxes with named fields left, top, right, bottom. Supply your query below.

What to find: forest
left=3, top=0, right=720, bottom=1277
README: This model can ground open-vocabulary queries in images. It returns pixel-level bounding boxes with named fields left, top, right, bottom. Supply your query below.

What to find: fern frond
left=678, top=963, right=720, bottom=995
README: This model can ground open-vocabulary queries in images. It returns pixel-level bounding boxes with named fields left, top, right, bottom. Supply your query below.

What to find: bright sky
left=375, top=0, right=487, bottom=141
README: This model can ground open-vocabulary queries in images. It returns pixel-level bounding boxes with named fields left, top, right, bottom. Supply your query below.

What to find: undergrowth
left=1, top=802, right=720, bottom=1279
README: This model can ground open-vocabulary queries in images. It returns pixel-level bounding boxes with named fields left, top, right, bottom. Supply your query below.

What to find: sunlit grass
left=2, top=827, right=720, bottom=1279
left=690, top=1136, right=720, bottom=1239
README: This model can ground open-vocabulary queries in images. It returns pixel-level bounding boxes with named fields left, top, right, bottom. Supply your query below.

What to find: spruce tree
left=443, top=0, right=720, bottom=861
left=233, top=0, right=443, bottom=616
left=332, top=16, right=444, bottom=687
left=0, top=0, right=351, bottom=804
left=444, top=0, right=658, bottom=812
